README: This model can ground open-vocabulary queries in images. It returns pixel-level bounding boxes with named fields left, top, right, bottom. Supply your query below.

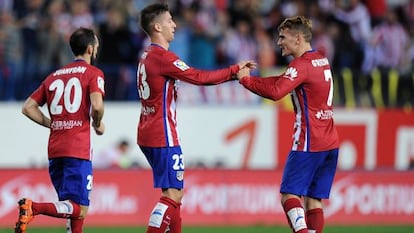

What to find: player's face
left=158, top=11, right=176, bottom=42
left=277, top=28, right=299, bottom=57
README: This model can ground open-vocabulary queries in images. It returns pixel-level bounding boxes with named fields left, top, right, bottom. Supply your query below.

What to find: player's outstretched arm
left=22, top=97, right=51, bottom=128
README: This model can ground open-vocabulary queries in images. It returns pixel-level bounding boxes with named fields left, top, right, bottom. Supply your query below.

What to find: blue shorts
left=140, top=146, right=184, bottom=189
left=49, top=157, right=93, bottom=206
left=280, top=149, right=338, bottom=199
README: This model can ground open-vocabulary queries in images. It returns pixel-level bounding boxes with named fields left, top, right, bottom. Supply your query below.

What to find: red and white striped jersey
left=137, top=44, right=239, bottom=147
left=30, top=60, right=105, bottom=160
left=239, top=50, right=339, bottom=152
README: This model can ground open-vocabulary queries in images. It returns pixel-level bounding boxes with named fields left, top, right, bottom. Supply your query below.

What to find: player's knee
left=304, top=197, right=322, bottom=210
left=162, top=188, right=183, bottom=203
left=78, top=205, right=89, bottom=219
left=281, top=193, right=297, bottom=204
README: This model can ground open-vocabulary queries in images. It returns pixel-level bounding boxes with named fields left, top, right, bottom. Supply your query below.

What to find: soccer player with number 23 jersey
left=137, top=3, right=255, bottom=233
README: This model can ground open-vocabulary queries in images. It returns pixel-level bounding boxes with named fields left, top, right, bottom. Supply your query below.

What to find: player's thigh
left=140, top=146, right=184, bottom=189
left=49, top=157, right=92, bottom=206
left=307, top=149, right=339, bottom=199
left=280, top=151, right=322, bottom=196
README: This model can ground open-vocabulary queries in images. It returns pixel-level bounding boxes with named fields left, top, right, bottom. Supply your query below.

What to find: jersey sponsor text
left=51, top=120, right=83, bottom=130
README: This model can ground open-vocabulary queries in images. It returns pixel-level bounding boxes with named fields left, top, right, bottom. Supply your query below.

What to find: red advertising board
left=277, top=109, right=414, bottom=170
left=0, top=169, right=413, bottom=227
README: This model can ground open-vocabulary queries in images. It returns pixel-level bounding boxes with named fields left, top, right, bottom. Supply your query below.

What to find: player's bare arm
left=22, top=97, right=51, bottom=128
left=90, top=92, right=104, bottom=135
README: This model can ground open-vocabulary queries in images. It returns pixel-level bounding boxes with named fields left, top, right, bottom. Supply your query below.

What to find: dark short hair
left=139, top=3, right=169, bottom=35
left=69, top=27, right=97, bottom=56
left=278, top=16, right=313, bottom=42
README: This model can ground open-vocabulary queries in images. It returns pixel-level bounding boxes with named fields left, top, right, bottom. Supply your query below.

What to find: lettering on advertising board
left=0, top=170, right=413, bottom=227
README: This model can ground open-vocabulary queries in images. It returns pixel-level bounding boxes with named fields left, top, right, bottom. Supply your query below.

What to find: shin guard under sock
left=146, top=196, right=181, bottom=233
left=283, top=198, right=308, bottom=233
left=32, top=200, right=81, bottom=219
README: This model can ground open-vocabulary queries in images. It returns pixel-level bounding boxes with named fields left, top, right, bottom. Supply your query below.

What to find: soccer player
left=236, top=16, right=339, bottom=233
left=15, top=27, right=105, bottom=233
left=137, top=3, right=255, bottom=233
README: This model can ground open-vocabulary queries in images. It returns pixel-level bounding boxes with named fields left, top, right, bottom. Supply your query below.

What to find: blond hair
left=278, top=16, right=313, bottom=42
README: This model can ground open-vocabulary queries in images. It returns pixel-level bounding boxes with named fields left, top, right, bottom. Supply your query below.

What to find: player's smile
left=280, top=44, right=291, bottom=56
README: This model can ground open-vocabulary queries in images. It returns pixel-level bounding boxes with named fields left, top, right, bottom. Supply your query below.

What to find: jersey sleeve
left=30, top=83, right=47, bottom=106
left=239, top=60, right=307, bottom=101
left=161, top=51, right=239, bottom=85
left=88, top=69, right=105, bottom=97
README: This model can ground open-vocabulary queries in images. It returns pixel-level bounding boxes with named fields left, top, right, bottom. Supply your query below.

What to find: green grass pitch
left=1, top=225, right=414, bottom=233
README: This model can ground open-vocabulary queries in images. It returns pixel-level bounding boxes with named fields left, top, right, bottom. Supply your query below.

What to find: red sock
left=146, top=196, right=181, bottom=233
left=306, top=208, right=324, bottom=233
left=67, top=218, right=84, bottom=233
left=32, top=200, right=81, bottom=219
left=169, top=203, right=181, bottom=233
left=282, top=198, right=308, bottom=233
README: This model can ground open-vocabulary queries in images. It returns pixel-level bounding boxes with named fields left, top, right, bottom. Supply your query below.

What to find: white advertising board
left=0, top=103, right=275, bottom=169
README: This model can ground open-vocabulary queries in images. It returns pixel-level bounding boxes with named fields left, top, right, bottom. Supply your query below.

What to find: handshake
left=236, top=60, right=257, bottom=80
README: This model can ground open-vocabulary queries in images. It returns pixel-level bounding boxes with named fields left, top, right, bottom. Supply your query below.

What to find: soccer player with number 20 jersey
left=137, top=3, right=255, bottom=233
left=15, top=28, right=105, bottom=233
left=237, top=16, right=339, bottom=233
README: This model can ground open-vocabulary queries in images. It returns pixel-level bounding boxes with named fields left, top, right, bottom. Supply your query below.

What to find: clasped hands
left=236, top=60, right=257, bottom=80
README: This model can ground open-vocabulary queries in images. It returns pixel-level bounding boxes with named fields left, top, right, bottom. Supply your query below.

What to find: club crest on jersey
left=176, top=171, right=184, bottom=181
left=173, top=60, right=190, bottom=71
left=283, top=67, right=298, bottom=80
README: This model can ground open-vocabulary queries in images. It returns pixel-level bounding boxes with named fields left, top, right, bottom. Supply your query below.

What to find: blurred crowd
left=0, top=0, right=413, bottom=108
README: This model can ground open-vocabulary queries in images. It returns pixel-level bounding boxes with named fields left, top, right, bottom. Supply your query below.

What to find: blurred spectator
left=37, top=1, right=73, bottom=80
left=280, top=0, right=306, bottom=18
left=169, top=6, right=191, bottom=62
left=15, top=0, right=45, bottom=99
left=410, top=158, right=414, bottom=170
left=0, top=0, right=412, bottom=108
left=219, top=16, right=257, bottom=66
left=97, top=2, right=139, bottom=100
left=0, top=0, right=13, bottom=11
left=309, top=2, right=335, bottom=63
left=334, top=0, right=372, bottom=45
left=0, top=10, right=22, bottom=101
left=70, top=0, right=94, bottom=30
left=364, top=0, right=388, bottom=26
left=369, top=8, right=411, bottom=73
left=94, top=139, right=132, bottom=169
left=188, top=1, right=219, bottom=70
left=334, top=0, right=372, bottom=73
left=368, top=7, right=412, bottom=107
left=48, top=0, right=73, bottom=40
left=253, top=15, right=276, bottom=71
left=227, top=0, right=260, bottom=25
